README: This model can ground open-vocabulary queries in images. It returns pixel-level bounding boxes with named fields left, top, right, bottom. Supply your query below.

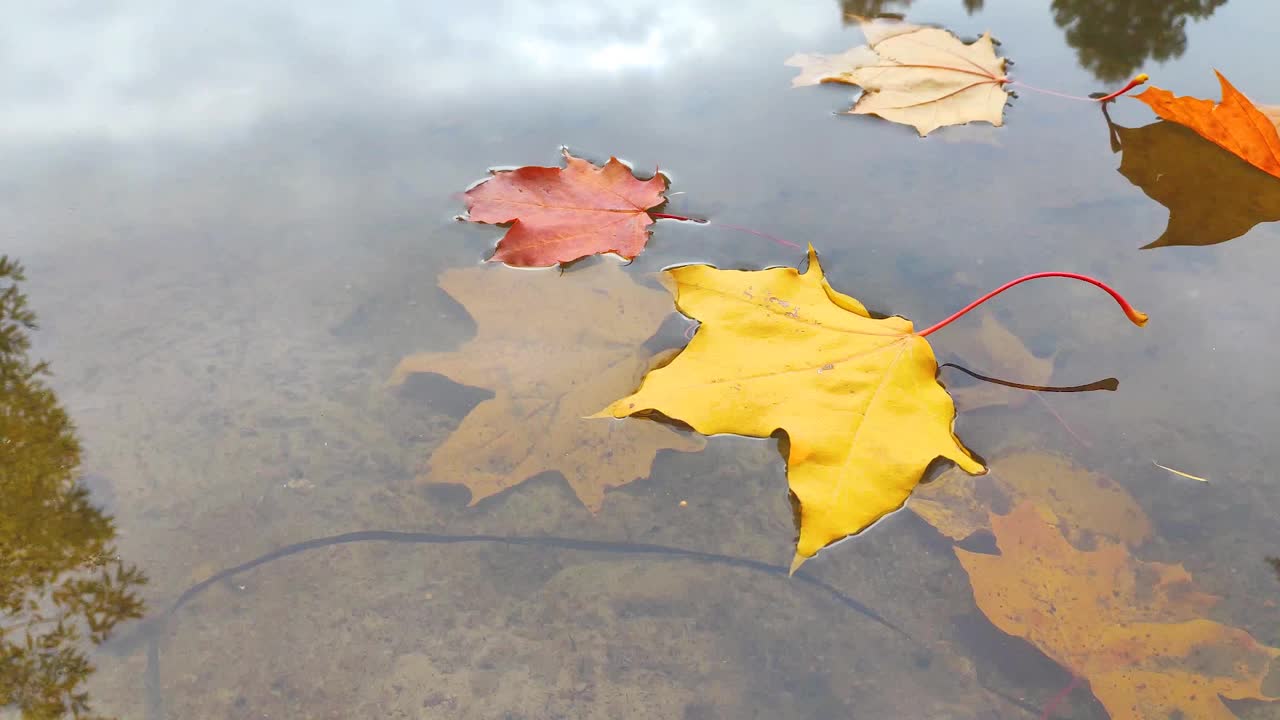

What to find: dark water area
left=3, top=1, right=1280, bottom=718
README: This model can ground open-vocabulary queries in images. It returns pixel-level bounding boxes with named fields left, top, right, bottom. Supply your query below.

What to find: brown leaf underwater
left=958, top=502, right=1280, bottom=720
left=911, top=450, right=1152, bottom=548
left=388, top=262, right=703, bottom=511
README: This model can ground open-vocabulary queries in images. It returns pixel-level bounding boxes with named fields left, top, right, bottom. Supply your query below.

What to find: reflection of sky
left=0, top=0, right=833, bottom=140
left=5, top=0, right=1280, bottom=142
left=9, top=3, right=1280, bottom=716
left=6, top=0, right=1280, bottom=466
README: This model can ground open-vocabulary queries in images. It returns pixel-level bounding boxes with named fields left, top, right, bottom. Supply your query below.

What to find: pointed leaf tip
left=789, top=553, right=807, bottom=576
left=804, top=244, right=821, bottom=273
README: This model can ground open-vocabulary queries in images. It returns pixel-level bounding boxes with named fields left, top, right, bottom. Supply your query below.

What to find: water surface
left=4, top=0, right=1280, bottom=718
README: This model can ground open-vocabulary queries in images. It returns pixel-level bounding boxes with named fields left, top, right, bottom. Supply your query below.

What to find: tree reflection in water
left=1052, top=0, right=1228, bottom=83
left=840, top=0, right=913, bottom=22
left=841, top=0, right=985, bottom=18
left=838, top=1, right=1226, bottom=82
left=1, top=256, right=147, bottom=719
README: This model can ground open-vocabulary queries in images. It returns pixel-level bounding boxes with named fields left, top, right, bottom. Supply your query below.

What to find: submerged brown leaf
left=1108, top=115, right=1280, bottom=249
left=959, top=502, right=1280, bottom=720
left=911, top=450, right=1151, bottom=547
left=388, top=262, right=702, bottom=511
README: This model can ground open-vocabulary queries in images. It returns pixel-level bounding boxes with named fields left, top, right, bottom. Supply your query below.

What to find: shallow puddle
left=3, top=1, right=1279, bottom=718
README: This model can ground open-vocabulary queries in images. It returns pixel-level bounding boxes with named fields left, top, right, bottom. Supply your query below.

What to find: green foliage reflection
left=840, top=0, right=985, bottom=22
left=838, top=1, right=1225, bottom=80
left=1, top=256, right=147, bottom=719
left=1052, top=0, right=1228, bottom=83
left=840, top=0, right=913, bottom=22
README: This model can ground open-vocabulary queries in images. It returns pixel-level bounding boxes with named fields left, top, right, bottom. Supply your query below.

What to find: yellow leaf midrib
left=656, top=335, right=908, bottom=395
left=826, top=340, right=910, bottom=507
left=677, top=279, right=907, bottom=339
left=639, top=297, right=909, bottom=405
left=649, top=277, right=913, bottom=393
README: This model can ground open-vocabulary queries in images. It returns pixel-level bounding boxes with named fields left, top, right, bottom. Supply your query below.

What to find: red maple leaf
left=463, top=149, right=669, bottom=267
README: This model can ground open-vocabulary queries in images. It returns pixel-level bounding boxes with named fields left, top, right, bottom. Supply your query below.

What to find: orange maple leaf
left=1134, top=70, right=1280, bottom=181
left=463, top=149, right=669, bottom=267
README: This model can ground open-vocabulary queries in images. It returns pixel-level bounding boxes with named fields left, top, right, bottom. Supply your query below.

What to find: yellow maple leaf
left=600, top=246, right=985, bottom=568
left=912, top=450, right=1152, bottom=548
left=957, top=502, right=1280, bottom=720
left=389, top=262, right=702, bottom=512
left=786, top=19, right=1010, bottom=136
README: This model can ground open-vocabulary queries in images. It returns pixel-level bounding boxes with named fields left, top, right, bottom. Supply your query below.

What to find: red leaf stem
left=1039, top=674, right=1083, bottom=719
left=1096, top=73, right=1149, bottom=103
left=649, top=212, right=705, bottom=223
left=917, top=272, right=1148, bottom=338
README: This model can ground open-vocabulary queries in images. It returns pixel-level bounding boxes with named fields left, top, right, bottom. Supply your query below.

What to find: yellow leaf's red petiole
left=1096, top=73, right=1149, bottom=103
left=916, top=272, right=1148, bottom=338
